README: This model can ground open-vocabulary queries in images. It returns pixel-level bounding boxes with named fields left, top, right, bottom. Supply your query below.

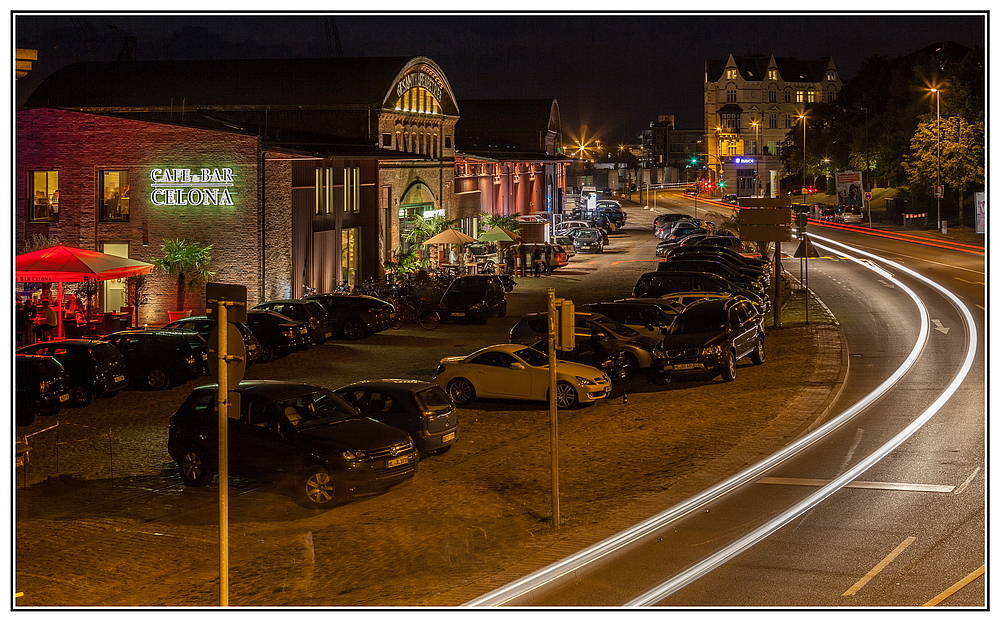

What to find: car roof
left=108, top=328, right=202, bottom=337
left=20, top=338, right=110, bottom=347
left=680, top=296, right=746, bottom=314
left=335, top=379, right=438, bottom=392
left=194, top=380, right=331, bottom=398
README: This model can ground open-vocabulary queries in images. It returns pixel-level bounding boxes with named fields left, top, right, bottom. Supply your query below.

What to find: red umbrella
left=16, top=244, right=154, bottom=338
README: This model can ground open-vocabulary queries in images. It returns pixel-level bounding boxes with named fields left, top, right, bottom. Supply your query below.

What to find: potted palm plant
left=151, top=239, right=215, bottom=322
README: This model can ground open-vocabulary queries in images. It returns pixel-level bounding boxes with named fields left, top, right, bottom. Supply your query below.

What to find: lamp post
left=931, top=88, right=942, bottom=231
left=798, top=113, right=808, bottom=193
left=750, top=119, right=761, bottom=197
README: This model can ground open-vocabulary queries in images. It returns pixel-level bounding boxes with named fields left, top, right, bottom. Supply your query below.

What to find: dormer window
left=726, top=68, right=737, bottom=80
left=768, top=68, right=777, bottom=80
left=827, top=70, right=836, bottom=81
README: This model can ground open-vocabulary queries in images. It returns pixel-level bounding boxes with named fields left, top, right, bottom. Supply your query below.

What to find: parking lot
left=15, top=201, right=845, bottom=607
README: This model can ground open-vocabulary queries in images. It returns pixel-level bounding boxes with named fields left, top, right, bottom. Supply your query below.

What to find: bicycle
left=391, top=296, right=441, bottom=330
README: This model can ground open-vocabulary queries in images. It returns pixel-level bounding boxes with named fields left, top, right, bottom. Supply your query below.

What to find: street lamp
left=798, top=113, right=808, bottom=192
left=930, top=87, right=942, bottom=231
left=750, top=119, right=761, bottom=196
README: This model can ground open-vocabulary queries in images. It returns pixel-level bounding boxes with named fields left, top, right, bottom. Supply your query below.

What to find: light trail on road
left=465, top=235, right=978, bottom=608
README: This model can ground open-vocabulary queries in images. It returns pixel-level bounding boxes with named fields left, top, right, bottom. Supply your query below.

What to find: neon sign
left=732, top=156, right=756, bottom=165
left=395, top=71, right=443, bottom=102
left=149, top=167, right=236, bottom=206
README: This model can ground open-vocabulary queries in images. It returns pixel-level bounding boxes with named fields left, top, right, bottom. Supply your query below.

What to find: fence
left=16, top=419, right=118, bottom=489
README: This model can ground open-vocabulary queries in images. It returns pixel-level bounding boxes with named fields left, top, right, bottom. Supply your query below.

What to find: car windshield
left=448, top=278, right=487, bottom=294
left=414, top=386, right=453, bottom=414
left=671, top=309, right=726, bottom=334
left=513, top=346, right=548, bottom=367
left=576, top=230, right=599, bottom=239
left=276, top=391, right=358, bottom=429
left=590, top=315, right=637, bottom=337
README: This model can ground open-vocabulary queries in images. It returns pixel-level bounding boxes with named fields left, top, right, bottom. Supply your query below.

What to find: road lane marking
left=954, top=277, right=985, bottom=285
left=842, top=537, right=916, bottom=596
left=932, top=319, right=951, bottom=334
left=756, top=477, right=956, bottom=493
left=953, top=467, right=981, bottom=495
left=923, top=565, right=985, bottom=606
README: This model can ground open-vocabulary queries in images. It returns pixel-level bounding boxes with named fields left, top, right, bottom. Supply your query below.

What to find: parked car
left=567, top=225, right=609, bottom=245
left=244, top=309, right=312, bottom=362
left=527, top=336, right=629, bottom=381
left=333, top=379, right=459, bottom=455
left=16, top=354, right=70, bottom=426
left=434, top=343, right=612, bottom=409
left=656, top=234, right=707, bottom=257
left=653, top=213, right=691, bottom=230
left=549, top=244, right=571, bottom=269
left=305, top=293, right=396, bottom=340
left=437, top=274, right=507, bottom=323
left=687, top=234, right=747, bottom=251
left=573, top=228, right=605, bottom=253
left=669, top=244, right=770, bottom=272
left=252, top=299, right=334, bottom=345
left=510, top=311, right=658, bottom=374
left=102, top=329, right=209, bottom=390
left=632, top=270, right=771, bottom=312
left=665, top=248, right=770, bottom=285
left=164, top=316, right=262, bottom=365
left=17, top=339, right=128, bottom=406
left=581, top=300, right=683, bottom=341
left=553, top=220, right=593, bottom=235
left=659, top=291, right=740, bottom=309
left=652, top=296, right=765, bottom=382
left=838, top=206, right=864, bottom=224
left=552, top=235, right=577, bottom=259
left=167, top=380, right=418, bottom=508
left=655, top=259, right=767, bottom=293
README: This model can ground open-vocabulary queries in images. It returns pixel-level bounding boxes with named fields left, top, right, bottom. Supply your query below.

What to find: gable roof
left=25, top=56, right=457, bottom=112
left=706, top=54, right=834, bottom=84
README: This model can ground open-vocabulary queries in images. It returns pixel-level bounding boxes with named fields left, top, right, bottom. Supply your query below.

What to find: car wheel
left=256, top=343, right=274, bottom=363
left=299, top=466, right=343, bottom=509
left=750, top=336, right=766, bottom=365
left=447, top=378, right=476, bottom=405
left=69, top=384, right=94, bottom=407
left=552, top=381, right=579, bottom=408
left=504, top=281, right=514, bottom=293
left=342, top=318, right=366, bottom=340
left=497, top=301, right=507, bottom=318
left=621, top=352, right=639, bottom=377
left=146, top=368, right=171, bottom=390
left=177, top=445, right=214, bottom=486
left=721, top=349, right=737, bottom=382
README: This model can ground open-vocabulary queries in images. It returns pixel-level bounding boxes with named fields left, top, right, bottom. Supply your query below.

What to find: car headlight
left=575, top=375, right=597, bottom=386
left=470, top=303, right=482, bottom=310
left=701, top=345, right=722, bottom=356
left=339, top=449, right=367, bottom=461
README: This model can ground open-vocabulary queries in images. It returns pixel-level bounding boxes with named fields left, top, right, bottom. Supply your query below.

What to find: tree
left=21, top=233, right=60, bottom=254
left=903, top=115, right=984, bottom=226
left=479, top=212, right=521, bottom=233
left=151, top=239, right=215, bottom=312
left=404, top=214, right=459, bottom=245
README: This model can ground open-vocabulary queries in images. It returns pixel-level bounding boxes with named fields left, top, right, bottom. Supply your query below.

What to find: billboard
left=975, top=192, right=986, bottom=234
left=835, top=171, right=863, bottom=207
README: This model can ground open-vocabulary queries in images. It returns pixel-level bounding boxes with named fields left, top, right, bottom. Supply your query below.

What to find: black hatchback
left=102, top=329, right=209, bottom=390
left=334, top=379, right=459, bottom=455
left=17, top=339, right=128, bottom=407
left=253, top=299, right=334, bottom=345
left=437, top=275, right=507, bottom=323
left=16, top=354, right=70, bottom=426
left=164, top=316, right=262, bottom=365
left=305, top=293, right=396, bottom=340
left=167, top=381, right=418, bottom=508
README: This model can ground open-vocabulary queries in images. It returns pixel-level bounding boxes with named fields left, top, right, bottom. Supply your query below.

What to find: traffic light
left=718, top=177, right=727, bottom=189
left=689, top=155, right=701, bottom=166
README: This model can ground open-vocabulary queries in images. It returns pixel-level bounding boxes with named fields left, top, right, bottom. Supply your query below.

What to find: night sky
left=14, top=12, right=986, bottom=143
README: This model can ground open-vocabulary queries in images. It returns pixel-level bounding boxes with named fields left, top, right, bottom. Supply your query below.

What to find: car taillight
left=184, top=354, right=197, bottom=366
left=39, top=380, right=49, bottom=392
left=284, top=329, right=296, bottom=338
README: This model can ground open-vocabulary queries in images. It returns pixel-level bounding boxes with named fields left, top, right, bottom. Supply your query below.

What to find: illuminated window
left=344, top=167, right=360, bottom=213
left=315, top=168, right=333, bottom=215
left=396, top=87, right=442, bottom=115
left=768, top=69, right=777, bottom=80
left=795, top=90, right=805, bottom=103
left=827, top=70, right=836, bottom=81
left=726, top=68, right=737, bottom=79
left=806, top=90, right=816, bottom=103
left=30, top=171, right=59, bottom=222
left=99, top=170, right=130, bottom=222
left=341, top=227, right=359, bottom=286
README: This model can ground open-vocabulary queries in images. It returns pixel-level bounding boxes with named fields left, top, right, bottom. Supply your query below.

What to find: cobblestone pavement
left=14, top=199, right=846, bottom=608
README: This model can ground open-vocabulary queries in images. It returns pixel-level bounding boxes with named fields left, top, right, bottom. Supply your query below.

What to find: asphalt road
left=491, top=192, right=985, bottom=608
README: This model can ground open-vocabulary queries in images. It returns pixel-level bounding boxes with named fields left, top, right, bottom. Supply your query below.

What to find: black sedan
left=164, top=316, right=263, bottom=365
left=102, top=329, right=209, bottom=390
left=334, top=379, right=459, bottom=455
left=244, top=310, right=312, bottom=362
left=305, top=293, right=396, bottom=340
left=168, top=381, right=418, bottom=508
left=16, top=354, right=70, bottom=426
left=17, top=339, right=128, bottom=406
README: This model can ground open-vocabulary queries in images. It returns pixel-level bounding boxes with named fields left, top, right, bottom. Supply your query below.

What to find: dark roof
left=455, top=99, right=561, bottom=154
left=706, top=55, right=833, bottom=83
left=25, top=56, right=429, bottom=110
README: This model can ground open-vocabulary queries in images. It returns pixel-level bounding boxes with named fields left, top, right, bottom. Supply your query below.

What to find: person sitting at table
left=462, top=247, right=476, bottom=274
left=34, top=299, right=57, bottom=342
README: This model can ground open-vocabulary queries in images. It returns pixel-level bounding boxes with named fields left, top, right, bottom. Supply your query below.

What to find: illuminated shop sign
left=149, top=167, right=236, bottom=206
left=732, top=157, right=756, bottom=165
left=395, top=71, right=443, bottom=102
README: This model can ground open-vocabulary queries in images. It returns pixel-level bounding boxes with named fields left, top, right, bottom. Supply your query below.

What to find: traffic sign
left=934, top=185, right=945, bottom=199
left=864, top=191, right=873, bottom=201
left=206, top=282, right=247, bottom=323
left=793, top=237, right=821, bottom=258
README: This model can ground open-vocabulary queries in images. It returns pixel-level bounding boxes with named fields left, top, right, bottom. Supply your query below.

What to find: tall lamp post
left=750, top=119, right=761, bottom=196
left=798, top=113, right=808, bottom=192
left=931, top=88, right=942, bottom=231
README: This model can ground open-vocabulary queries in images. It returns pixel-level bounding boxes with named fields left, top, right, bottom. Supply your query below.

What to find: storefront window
left=30, top=171, right=59, bottom=222
left=99, top=170, right=130, bottom=221
left=341, top=227, right=359, bottom=286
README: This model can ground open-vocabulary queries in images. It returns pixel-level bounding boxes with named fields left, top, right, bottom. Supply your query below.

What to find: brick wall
left=16, top=108, right=288, bottom=326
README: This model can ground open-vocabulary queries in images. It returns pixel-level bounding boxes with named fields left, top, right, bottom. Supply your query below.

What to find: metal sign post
left=546, top=288, right=560, bottom=529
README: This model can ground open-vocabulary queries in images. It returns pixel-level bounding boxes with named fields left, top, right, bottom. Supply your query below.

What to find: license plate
left=248, top=344, right=256, bottom=350
left=442, top=431, right=456, bottom=443
left=325, top=332, right=332, bottom=338
left=386, top=455, right=410, bottom=468
left=670, top=363, right=702, bottom=370
left=452, top=312, right=465, bottom=317
left=59, top=393, right=69, bottom=402
left=114, top=375, right=125, bottom=383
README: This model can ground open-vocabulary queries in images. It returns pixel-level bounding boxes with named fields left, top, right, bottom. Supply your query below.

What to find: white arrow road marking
left=878, top=279, right=895, bottom=288
left=932, top=319, right=950, bottom=334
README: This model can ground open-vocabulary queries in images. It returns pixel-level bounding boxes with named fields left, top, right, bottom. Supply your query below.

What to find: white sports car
left=434, top=343, right=612, bottom=409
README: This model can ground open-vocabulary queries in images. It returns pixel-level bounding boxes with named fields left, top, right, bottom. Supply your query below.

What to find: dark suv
left=253, top=299, right=334, bottom=345
left=438, top=275, right=507, bottom=323
left=102, top=329, right=209, bottom=390
left=17, top=339, right=128, bottom=406
left=632, top=270, right=771, bottom=312
left=167, top=381, right=418, bottom=508
left=16, top=354, right=70, bottom=426
left=305, top=293, right=396, bottom=340
left=652, top=296, right=765, bottom=382
left=244, top=309, right=312, bottom=361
